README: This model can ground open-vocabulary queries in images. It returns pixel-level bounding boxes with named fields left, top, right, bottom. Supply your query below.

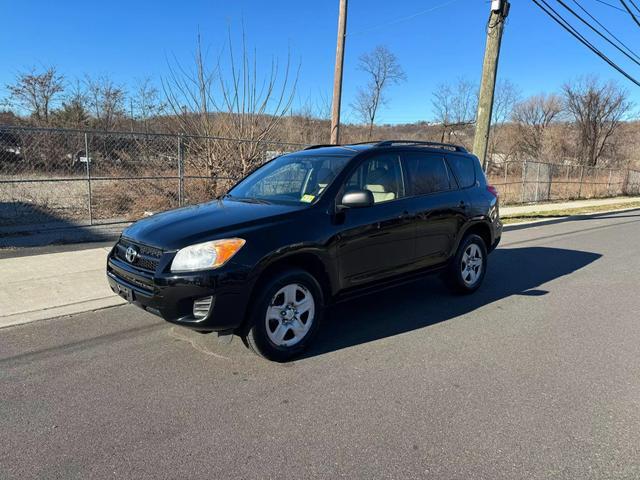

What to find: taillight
left=487, top=185, right=499, bottom=197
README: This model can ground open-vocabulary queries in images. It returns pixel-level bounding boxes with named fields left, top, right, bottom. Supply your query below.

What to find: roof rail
left=303, top=143, right=360, bottom=152
left=373, top=140, right=468, bottom=153
left=346, top=141, right=379, bottom=146
left=303, top=144, right=338, bottom=150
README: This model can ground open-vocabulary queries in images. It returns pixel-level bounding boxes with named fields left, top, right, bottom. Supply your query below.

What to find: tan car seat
left=365, top=167, right=396, bottom=203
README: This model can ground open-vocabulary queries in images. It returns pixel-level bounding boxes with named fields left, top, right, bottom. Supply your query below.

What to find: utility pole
left=472, top=0, right=510, bottom=169
left=330, top=0, right=348, bottom=145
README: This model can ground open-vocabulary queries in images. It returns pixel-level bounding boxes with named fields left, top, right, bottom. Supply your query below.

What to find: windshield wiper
left=224, top=195, right=271, bottom=205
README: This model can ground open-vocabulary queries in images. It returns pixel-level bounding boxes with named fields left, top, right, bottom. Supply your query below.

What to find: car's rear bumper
left=490, top=218, right=502, bottom=252
left=106, top=253, right=252, bottom=332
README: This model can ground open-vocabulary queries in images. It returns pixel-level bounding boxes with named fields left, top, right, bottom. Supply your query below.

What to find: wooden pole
left=330, top=0, right=348, bottom=145
left=473, top=0, right=510, bottom=169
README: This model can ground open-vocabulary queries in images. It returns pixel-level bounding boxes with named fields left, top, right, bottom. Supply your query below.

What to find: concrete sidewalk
left=0, top=247, right=124, bottom=328
left=1, top=196, right=639, bottom=328
left=500, top=196, right=640, bottom=216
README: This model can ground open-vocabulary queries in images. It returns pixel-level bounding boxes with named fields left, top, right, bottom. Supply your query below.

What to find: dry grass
left=0, top=171, right=237, bottom=226
left=502, top=201, right=640, bottom=224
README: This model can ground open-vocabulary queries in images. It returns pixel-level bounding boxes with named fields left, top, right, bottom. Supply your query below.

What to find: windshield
left=227, top=153, right=351, bottom=205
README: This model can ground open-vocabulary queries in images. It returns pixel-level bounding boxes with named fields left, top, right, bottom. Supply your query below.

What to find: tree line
left=1, top=40, right=637, bottom=172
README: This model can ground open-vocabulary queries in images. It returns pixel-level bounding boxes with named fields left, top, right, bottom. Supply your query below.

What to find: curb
left=502, top=205, right=640, bottom=228
left=0, top=296, right=126, bottom=330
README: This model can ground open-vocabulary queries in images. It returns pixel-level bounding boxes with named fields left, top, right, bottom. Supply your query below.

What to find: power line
left=593, top=0, right=626, bottom=12
left=531, top=0, right=640, bottom=86
left=348, top=0, right=461, bottom=36
left=620, top=0, right=640, bottom=26
left=572, top=0, right=640, bottom=62
left=628, top=0, right=640, bottom=14
left=556, top=0, right=640, bottom=66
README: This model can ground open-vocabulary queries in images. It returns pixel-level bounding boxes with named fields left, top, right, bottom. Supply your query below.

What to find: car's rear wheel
left=444, top=234, right=487, bottom=294
left=243, top=269, right=323, bottom=361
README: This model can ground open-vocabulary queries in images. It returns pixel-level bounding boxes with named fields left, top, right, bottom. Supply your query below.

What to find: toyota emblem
left=125, top=246, right=138, bottom=263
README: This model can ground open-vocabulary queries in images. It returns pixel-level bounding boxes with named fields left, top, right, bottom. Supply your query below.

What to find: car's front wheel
left=243, top=269, right=324, bottom=361
left=444, top=234, right=488, bottom=294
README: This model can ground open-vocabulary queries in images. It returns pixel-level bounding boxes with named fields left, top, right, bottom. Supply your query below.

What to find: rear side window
left=401, top=152, right=453, bottom=196
left=447, top=155, right=476, bottom=188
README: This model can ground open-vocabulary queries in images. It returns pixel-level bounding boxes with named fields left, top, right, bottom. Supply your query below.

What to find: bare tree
left=162, top=33, right=218, bottom=139
left=492, top=79, right=520, bottom=128
left=131, top=78, right=166, bottom=133
left=562, top=76, right=632, bottom=166
left=315, top=90, right=332, bottom=121
left=352, top=46, right=406, bottom=139
left=487, top=79, right=520, bottom=165
left=4, top=66, right=65, bottom=124
left=51, top=80, right=90, bottom=129
left=85, top=75, right=127, bottom=131
left=215, top=30, right=299, bottom=174
left=163, top=30, right=298, bottom=179
left=431, top=78, right=477, bottom=142
left=512, top=94, right=563, bottom=160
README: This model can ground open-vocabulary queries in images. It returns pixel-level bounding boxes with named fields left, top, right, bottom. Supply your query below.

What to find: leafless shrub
left=512, top=94, right=563, bottom=161
left=163, top=30, right=299, bottom=179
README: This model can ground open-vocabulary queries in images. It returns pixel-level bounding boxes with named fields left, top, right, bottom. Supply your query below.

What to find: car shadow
left=301, top=246, right=601, bottom=359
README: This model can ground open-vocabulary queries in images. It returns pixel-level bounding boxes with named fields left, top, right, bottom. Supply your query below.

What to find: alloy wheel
left=265, top=283, right=315, bottom=347
left=461, top=243, right=483, bottom=287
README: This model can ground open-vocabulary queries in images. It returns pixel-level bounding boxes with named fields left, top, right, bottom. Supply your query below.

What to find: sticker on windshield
left=301, top=194, right=315, bottom=203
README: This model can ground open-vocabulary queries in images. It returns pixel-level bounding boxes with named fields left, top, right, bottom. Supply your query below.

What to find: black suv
left=107, top=140, right=502, bottom=361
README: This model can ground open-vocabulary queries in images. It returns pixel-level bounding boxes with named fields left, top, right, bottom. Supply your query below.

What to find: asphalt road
left=2, top=210, right=640, bottom=479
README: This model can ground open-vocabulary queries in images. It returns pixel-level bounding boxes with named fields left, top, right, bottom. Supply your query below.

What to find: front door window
left=344, top=155, right=405, bottom=204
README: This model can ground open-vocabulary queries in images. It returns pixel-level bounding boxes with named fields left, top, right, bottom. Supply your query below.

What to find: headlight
left=170, top=238, right=245, bottom=272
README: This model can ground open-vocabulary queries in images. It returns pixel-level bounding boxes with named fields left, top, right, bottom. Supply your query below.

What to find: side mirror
left=340, top=189, right=374, bottom=209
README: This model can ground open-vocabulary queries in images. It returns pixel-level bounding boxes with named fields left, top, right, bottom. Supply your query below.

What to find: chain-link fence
left=486, top=159, right=640, bottom=205
left=0, top=126, right=305, bottom=230
left=2, top=125, right=640, bottom=232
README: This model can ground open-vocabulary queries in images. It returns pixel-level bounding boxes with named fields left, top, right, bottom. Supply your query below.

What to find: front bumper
left=106, top=250, right=252, bottom=332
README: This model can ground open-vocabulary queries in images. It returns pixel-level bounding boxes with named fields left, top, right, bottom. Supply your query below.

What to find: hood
left=122, top=199, right=302, bottom=250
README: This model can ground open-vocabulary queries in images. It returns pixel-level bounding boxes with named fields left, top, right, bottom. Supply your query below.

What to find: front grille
left=114, top=239, right=163, bottom=272
left=108, top=267, right=154, bottom=292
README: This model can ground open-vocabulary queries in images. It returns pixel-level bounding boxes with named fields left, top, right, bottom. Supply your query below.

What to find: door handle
left=398, top=210, right=411, bottom=220
left=459, top=201, right=466, bottom=209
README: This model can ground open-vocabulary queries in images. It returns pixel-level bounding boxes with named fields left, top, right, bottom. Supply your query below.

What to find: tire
left=443, top=234, right=488, bottom=294
left=242, top=268, right=324, bottom=362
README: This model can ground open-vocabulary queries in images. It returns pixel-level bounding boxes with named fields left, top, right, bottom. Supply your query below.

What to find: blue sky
left=1, top=0, right=639, bottom=123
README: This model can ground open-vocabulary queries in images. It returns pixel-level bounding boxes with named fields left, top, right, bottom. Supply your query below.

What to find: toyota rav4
left=107, top=140, right=502, bottom=361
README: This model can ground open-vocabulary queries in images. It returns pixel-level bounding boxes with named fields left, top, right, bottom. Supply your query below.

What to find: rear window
left=447, top=155, right=476, bottom=188
left=401, top=153, right=454, bottom=196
